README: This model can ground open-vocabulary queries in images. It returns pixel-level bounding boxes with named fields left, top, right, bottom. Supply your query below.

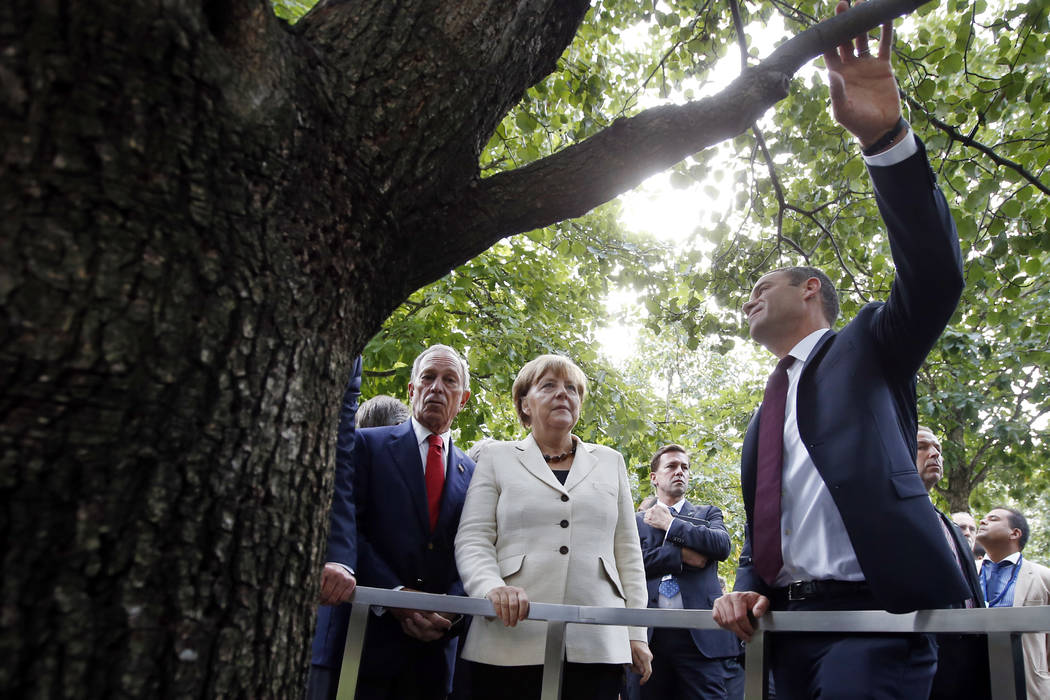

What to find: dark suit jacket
left=310, top=419, right=475, bottom=693
left=325, top=357, right=363, bottom=570
left=938, top=509, right=983, bottom=605
left=734, top=139, right=971, bottom=613
left=930, top=508, right=991, bottom=700
left=636, top=502, right=740, bottom=659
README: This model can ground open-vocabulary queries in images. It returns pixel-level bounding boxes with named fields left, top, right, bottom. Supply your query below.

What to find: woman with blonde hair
left=455, top=354, right=651, bottom=699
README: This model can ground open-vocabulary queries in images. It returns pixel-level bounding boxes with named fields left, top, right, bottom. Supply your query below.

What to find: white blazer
left=1013, top=557, right=1050, bottom=698
left=454, top=435, right=647, bottom=666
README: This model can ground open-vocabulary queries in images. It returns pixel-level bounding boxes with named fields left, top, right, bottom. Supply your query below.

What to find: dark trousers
left=930, top=633, right=991, bottom=700
left=305, top=665, right=338, bottom=700
left=641, top=628, right=732, bottom=700
left=723, top=656, right=746, bottom=700
left=767, top=588, right=937, bottom=700
left=468, top=660, right=622, bottom=700
left=354, top=673, right=448, bottom=700
left=305, top=663, right=449, bottom=700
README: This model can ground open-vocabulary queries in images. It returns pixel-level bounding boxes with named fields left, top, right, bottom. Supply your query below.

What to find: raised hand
left=823, top=0, right=902, bottom=148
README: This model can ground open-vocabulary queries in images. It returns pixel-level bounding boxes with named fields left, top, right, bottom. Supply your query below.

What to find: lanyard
left=981, top=554, right=1022, bottom=607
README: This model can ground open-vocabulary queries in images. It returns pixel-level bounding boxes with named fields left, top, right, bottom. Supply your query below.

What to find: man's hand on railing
left=680, top=547, right=708, bottom=569
left=630, top=640, right=653, bottom=684
left=318, top=562, right=356, bottom=605
left=712, top=591, right=770, bottom=642
left=395, top=609, right=454, bottom=642
left=486, top=585, right=530, bottom=627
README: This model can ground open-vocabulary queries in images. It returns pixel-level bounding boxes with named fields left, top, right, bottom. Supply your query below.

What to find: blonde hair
left=511, top=354, right=587, bottom=428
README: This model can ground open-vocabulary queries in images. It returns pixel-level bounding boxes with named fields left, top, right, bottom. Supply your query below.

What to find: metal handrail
left=336, top=586, right=1050, bottom=700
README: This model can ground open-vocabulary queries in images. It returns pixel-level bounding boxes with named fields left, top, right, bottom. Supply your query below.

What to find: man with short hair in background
left=952, top=511, right=986, bottom=567
left=357, top=394, right=411, bottom=429
left=914, top=426, right=989, bottom=700
left=636, top=444, right=739, bottom=699
left=977, top=507, right=1050, bottom=698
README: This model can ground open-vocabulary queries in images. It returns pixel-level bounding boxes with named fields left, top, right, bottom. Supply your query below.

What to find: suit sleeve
left=351, top=432, right=404, bottom=589
left=454, top=450, right=506, bottom=598
left=732, top=525, right=772, bottom=598
left=638, top=507, right=731, bottom=577
left=868, top=137, right=964, bottom=378
left=324, top=356, right=363, bottom=568
left=637, top=513, right=683, bottom=576
left=611, top=451, right=649, bottom=642
left=665, top=506, right=731, bottom=562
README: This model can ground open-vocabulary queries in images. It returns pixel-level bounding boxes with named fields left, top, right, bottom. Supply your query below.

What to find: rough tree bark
left=0, top=0, right=930, bottom=695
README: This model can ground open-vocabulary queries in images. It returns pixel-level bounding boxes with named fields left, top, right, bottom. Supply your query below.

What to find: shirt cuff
left=374, top=585, right=406, bottom=616
left=863, top=127, right=917, bottom=167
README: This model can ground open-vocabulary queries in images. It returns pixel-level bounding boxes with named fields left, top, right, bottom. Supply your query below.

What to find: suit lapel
left=515, top=434, right=566, bottom=494
left=1013, top=559, right=1033, bottom=607
left=563, top=440, right=597, bottom=492
left=435, top=443, right=469, bottom=532
left=938, top=509, right=984, bottom=605
left=799, top=328, right=836, bottom=375
left=384, top=422, right=429, bottom=533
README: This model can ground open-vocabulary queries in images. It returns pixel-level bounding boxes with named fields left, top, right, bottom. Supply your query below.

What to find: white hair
left=410, top=344, right=470, bottom=392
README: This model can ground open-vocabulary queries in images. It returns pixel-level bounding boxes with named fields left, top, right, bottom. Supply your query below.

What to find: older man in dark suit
left=713, top=3, right=970, bottom=697
left=636, top=445, right=740, bottom=699
left=309, top=345, right=475, bottom=700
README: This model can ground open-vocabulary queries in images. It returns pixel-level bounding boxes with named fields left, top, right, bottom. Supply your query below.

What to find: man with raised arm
left=712, top=2, right=970, bottom=696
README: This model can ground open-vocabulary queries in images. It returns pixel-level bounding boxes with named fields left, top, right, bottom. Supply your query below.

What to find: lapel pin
left=457, top=464, right=465, bottom=473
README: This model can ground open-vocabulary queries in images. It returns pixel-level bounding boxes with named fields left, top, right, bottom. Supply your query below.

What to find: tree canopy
left=341, top=0, right=1048, bottom=559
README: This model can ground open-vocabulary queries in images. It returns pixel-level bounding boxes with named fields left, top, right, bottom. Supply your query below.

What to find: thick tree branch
left=295, top=0, right=590, bottom=182
left=454, top=0, right=934, bottom=259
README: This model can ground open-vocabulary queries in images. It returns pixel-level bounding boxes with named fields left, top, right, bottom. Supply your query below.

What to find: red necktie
left=425, top=434, right=445, bottom=531
left=754, top=356, right=794, bottom=587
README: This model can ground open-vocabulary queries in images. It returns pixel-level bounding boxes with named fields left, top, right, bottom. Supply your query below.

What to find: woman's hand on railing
left=486, top=585, right=530, bottom=627
left=712, top=591, right=770, bottom=642
left=629, top=640, right=653, bottom=684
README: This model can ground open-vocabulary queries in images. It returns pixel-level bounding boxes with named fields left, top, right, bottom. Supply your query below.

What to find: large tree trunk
left=0, top=0, right=930, bottom=695
left=1, top=1, right=591, bottom=695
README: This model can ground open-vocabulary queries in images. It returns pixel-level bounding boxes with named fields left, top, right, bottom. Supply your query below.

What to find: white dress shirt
left=863, top=126, right=917, bottom=166
left=410, top=417, right=451, bottom=472
left=773, top=328, right=865, bottom=586
left=657, top=498, right=687, bottom=609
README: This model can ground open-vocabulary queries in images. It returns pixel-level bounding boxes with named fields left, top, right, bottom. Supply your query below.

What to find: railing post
left=987, top=631, right=1024, bottom=700
left=336, top=603, right=372, bottom=700
left=742, top=628, right=769, bottom=700
left=540, top=621, right=567, bottom=700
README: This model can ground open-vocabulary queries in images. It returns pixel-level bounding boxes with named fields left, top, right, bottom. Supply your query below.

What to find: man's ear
left=802, top=277, right=822, bottom=300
